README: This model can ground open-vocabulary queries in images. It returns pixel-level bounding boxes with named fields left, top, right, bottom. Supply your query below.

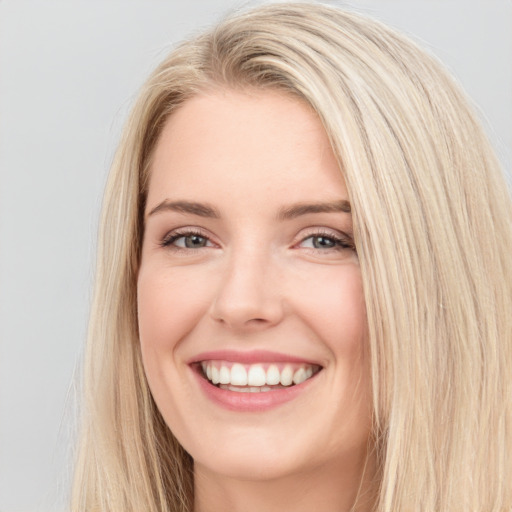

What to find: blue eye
left=308, top=235, right=337, bottom=249
left=176, top=234, right=209, bottom=248
left=300, top=234, right=352, bottom=250
left=162, top=231, right=212, bottom=249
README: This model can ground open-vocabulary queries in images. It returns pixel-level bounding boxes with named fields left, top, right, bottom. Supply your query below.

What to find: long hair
left=72, top=3, right=512, bottom=511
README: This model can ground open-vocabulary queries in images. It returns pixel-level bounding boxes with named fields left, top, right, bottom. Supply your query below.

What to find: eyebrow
left=147, top=200, right=221, bottom=219
left=277, top=199, right=351, bottom=220
left=146, top=198, right=351, bottom=221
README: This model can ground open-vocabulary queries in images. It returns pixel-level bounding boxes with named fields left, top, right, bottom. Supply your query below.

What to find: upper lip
left=188, top=349, right=322, bottom=366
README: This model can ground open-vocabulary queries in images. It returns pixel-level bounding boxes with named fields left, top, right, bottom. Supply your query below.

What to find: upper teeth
left=201, top=361, right=318, bottom=387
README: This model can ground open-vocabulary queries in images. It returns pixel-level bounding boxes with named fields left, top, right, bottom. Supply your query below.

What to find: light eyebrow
left=146, top=200, right=221, bottom=220
left=277, top=200, right=351, bottom=220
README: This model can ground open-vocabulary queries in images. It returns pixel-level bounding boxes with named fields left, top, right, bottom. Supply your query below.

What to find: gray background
left=0, top=1, right=510, bottom=511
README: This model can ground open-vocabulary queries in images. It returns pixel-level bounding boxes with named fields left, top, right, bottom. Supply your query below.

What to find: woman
left=72, top=3, right=512, bottom=511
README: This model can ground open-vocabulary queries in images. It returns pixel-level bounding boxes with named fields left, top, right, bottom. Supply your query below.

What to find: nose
left=209, top=249, right=284, bottom=331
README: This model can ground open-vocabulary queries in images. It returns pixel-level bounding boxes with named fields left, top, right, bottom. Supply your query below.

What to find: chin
left=194, top=446, right=310, bottom=482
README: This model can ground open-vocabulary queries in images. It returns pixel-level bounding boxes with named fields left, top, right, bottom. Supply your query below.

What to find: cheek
left=137, top=265, right=212, bottom=355
left=294, top=264, right=366, bottom=352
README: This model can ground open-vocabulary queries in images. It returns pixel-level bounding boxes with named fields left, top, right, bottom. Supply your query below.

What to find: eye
left=161, top=230, right=214, bottom=250
left=175, top=234, right=210, bottom=248
left=298, top=232, right=354, bottom=251
left=302, top=235, right=337, bottom=249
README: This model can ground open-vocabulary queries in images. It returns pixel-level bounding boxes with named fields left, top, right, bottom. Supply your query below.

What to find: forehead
left=146, top=89, right=348, bottom=211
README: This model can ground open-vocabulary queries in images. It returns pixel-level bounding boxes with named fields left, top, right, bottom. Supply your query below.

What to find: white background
left=0, top=1, right=510, bottom=510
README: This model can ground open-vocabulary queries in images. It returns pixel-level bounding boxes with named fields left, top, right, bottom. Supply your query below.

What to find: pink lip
left=188, top=349, right=318, bottom=365
left=189, top=355, right=322, bottom=412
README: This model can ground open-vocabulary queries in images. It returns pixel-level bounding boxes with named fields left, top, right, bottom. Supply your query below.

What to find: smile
left=200, top=360, right=322, bottom=392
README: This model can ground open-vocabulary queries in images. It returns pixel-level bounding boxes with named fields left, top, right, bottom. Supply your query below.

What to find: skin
left=138, top=89, right=375, bottom=512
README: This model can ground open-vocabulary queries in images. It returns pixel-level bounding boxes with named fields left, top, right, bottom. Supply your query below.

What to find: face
left=138, top=90, right=372, bottom=483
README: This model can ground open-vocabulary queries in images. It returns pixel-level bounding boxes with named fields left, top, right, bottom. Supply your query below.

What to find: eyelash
left=299, top=230, right=355, bottom=251
left=160, top=228, right=212, bottom=250
left=160, top=228, right=355, bottom=253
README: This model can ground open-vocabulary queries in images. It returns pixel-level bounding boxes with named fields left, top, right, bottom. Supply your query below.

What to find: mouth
left=198, top=360, right=322, bottom=393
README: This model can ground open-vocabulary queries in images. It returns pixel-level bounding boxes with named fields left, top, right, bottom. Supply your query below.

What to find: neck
left=193, top=451, right=377, bottom=512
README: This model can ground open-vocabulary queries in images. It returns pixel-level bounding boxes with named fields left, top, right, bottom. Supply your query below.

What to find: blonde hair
left=72, top=3, right=512, bottom=511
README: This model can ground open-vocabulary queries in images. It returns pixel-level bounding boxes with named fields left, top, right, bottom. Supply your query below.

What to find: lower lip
left=192, top=366, right=320, bottom=412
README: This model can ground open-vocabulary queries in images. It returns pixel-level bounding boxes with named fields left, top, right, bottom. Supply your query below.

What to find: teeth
left=280, top=365, right=294, bottom=386
left=202, top=360, right=319, bottom=389
left=219, top=384, right=277, bottom=393
left=293, top=367, right=307, bottom=385
left=219, top=365, right=230, bottom=385
left=266, top=365, right=280, bottom=385
left=248, top=365, right=266, bottom=386
left=231, top=363, right=248, bottom=386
